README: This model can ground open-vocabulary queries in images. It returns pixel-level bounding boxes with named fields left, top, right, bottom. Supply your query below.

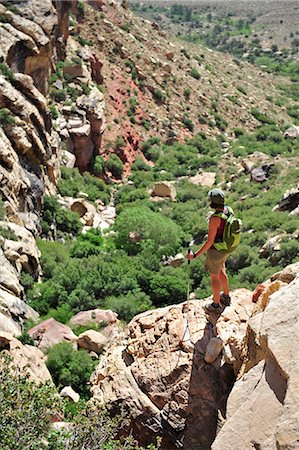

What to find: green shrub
left=190, top=68, right=201, bottom=79
left=71, top=321, right=108, bottom=336
left=0, top=62, right=15, bottom=81
left=149, top=267, right=187, bottom=306
left=0, top=108, right=15, bottom=125
left=49, top=105, right=59, bottom=119
left=42, top=303, right=73, bottom=324
left=132, top=156, right=150, bottom=171
left=105, top=154, right=124, bottom=179
left=0, top=198, right=5, bottom=220
left=70, top=228, right=104, bottom=258
left=93, top=155, right=104, bottom=175
left=0, top=353, right=62, bottom=450
left=51, top=89, right=67, bottom=102
left=153, top=89, right=165, bottom=102
left=46, top=342, right=96, bottom=398
left=0, top=226, right=17, bottom=241
left=58, top=167, right=110, bottom=203
left=184, top=88, right=191, bottom=100
left=182, top=116, right=194, bottom=131
left=41, top=196, right=83, bottom=237
left=104, top=292, right=153, bottom=322
left=114, top=206, right=183, bottom=257
left=251, top=108, right=275, bottom=125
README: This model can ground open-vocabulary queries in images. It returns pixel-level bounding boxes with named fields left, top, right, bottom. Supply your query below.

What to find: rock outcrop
left=0, top=331, right=52, bottom=383
left=69, top=308, right=118, bottom=326
left=212, top=271, right=299, bottom=450
left=0, top=0, right=70, bottom=224
left=90, top=265, right=299, bottom=449
left=29, top=318, right=77, bottom=351
left=90, top=288, right=254, bottom=449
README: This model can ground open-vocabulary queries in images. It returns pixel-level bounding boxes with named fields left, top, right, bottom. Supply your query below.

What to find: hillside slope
left=63, top=1, right=296, bottom=173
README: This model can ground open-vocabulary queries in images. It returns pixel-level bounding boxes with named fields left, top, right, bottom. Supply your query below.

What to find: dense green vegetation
left=26, top=126, right=299, bottom=327
left=46, top=342, right=96, bottom=398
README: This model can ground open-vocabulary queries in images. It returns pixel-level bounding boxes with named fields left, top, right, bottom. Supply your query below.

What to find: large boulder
left=189, top=172, right=216, bottom=187
left=29, top=318, right=77, bottom=351
left=0, top=221, right=42, bottom=277
left=0, top=287, right=39, bottom=336
left=273, top=186, right=299, bottom=214
left=69, top=308, right=118, bottom=326
left=150, top=182, right=176, bottom=201
left=284, top=125, right=299, bottom=139
left=0, top=331, right=52, bottom=383
left=212, top=273, right=299, bottom=450
left=77, top=330, right=108, bottom=354
left=90, top=288, right=253, bottom=449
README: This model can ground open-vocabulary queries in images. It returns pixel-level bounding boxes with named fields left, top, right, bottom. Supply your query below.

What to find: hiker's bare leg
left=210, top=273, right=221, bottom=304
left=219, top=267, right=229, bottom=296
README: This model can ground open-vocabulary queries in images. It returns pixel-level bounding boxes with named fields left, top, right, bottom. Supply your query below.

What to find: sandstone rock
left=204, top=337, right=223, bottom=363
left=167, top=253, right=185, bottom=268
left=259, top=234, right=283, bottom=258
left=69, top=309, right=118, bottom=326
left=273, top=186, right=299, bottom=213
left=0, top=331, right=52, bottom=383
left=0, top=221, right=41, bottom=277
left=0, top=287, right=39, bottom=328
left=0, top=247, right=22, bottom=296
left=77, top=330, right=108, bottom=354
left=212, top=273, right=299, bottom=450
left=284, top=124, right=299, bottom=139
left=271, top=262, right=299, bottom=283
left=61, top=150, right=76, bottom=168
left=60, top=386, right=80, bottom=403
left=29, top=318, right=77, bottom=351
left=150, top=182, right=176, bottom=201
left=250, top=164, right=273, bottom=182
left=189, top=172, right=216, bottom=187
left=241, top=151, right=270, bottom=173
left=62, top=64, right=84, bottom=79
left=165, top=51, right=174, bottom=61
left=90, top=288, right=253, bottom=449
left=70, top=199, right=96, bottom=226
left=0, top=312, right=22, bottom=336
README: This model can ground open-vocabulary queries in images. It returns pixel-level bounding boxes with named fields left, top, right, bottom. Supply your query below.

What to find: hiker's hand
left=187, top=250, right=195, bottom=260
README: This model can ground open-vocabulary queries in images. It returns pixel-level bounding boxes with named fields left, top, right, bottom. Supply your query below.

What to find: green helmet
left=208, top=188, right=225, bottom=205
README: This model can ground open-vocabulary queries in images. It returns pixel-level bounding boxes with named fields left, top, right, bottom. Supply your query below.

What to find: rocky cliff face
left=90, top=263, right=299, bottom=450
left=0, top=0, right=72, bottom=335
left=0, top=0, right=68, bottom=225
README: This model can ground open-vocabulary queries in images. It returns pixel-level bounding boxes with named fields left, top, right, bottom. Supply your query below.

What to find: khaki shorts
left=205, top=248, right=228, bottom=275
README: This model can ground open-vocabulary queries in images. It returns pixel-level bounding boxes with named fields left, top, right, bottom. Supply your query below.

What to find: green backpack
left=213, top=206, right=242, bottom=253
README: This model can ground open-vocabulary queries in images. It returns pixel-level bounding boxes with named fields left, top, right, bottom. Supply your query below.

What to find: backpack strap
left=212, top=205, right=233, bottom=220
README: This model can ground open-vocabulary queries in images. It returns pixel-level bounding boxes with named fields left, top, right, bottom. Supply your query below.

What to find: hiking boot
left=204, top=302, right=223, bottom=314
left=220, top=293, right=231, bottom=307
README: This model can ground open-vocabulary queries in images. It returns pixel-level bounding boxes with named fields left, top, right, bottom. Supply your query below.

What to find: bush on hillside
left=114, top=206, right=183, bottom=257
left=46, top=342, right=96, bottom=398
left=58, top=167, right=110, bottom=203
left=41, top=196, right=83, bottom=237
left=70, top=228, right=105, bottom=258
left=0, top=354, right=61, bottom=450
left=105, top=154, right=124, bottom=179
left=103, top=291, right=153, bottom=321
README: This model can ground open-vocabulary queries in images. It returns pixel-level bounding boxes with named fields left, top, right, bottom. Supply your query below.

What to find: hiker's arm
left=191, top=216, right=220, bottom=259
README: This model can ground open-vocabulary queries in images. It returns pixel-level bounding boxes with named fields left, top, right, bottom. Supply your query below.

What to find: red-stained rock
left=69, top=309, right=118, bottom=326
left=91, top=54, right=104, bottom=84
left=29, top=318, right=77, bottom=351
left=252, top=283, right=267, bottom=303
